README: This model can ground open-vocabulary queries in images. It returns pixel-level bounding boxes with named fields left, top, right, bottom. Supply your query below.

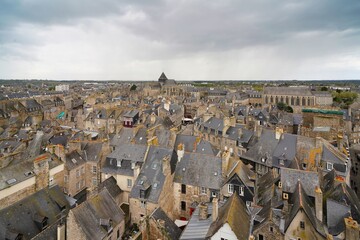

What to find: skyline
left=1, top=1, right=360, bottom=80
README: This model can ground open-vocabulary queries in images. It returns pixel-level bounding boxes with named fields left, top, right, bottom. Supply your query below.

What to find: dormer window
left=326, top=162, right=333, bottom=171
left=117, top=160, right=121, bottom=167
left=279, top=159, right=284, bottom=165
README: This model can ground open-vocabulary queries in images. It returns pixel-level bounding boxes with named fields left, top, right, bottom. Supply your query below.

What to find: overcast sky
left=1, top=0, right=360, bottom=80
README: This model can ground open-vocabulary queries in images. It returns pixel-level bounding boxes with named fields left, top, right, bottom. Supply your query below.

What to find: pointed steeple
left=158, top=72, right=168, bottom=83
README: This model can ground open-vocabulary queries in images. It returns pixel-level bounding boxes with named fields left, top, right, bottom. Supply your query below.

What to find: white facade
left=55, top=84, right=70, bottom=92
left=211, top=223, right=238, bottom=240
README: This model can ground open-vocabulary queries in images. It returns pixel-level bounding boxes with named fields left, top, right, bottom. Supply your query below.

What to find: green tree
left=130, top=84, right=137, bottom=91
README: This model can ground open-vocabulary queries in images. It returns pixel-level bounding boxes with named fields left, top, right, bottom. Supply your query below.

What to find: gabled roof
left=150, top=207, right=182, bottom=240
left=158, top=72, right=168, bottom=82
left=97, top=176, right=123, bottom=200
left=174, top=152, right=223, bottom=189
left=206, top=193, right=251, bottom=239
left=130, top=146, right=177, bottom=203
left=281, top=168, right=319, bottom=197
left=71, top=188, right=125, bottom=240
left=285, top=182, right=326, bottom=237
left=0, top=185, right=70, bottom=240
left=327, top=183, right=360, bottom=224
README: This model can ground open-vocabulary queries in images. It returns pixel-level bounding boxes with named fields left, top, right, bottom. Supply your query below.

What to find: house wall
left=102, top=172, right=134, bottom=203
left=173, top=182, right=211, bottom=220
left=253, top=221, right=284, bottom=240
left=285, top=210, right=325, bottom=240
left=0, top=177, right=36, bottom=210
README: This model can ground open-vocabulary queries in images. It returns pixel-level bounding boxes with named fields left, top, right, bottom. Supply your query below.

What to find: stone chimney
left=162, top=155, right=170, bottom=175
left=345, top=217, right=360, bottom=240
left=275, top=127, right=283, bottom=140
left=199, top=203, right=208, bottom=220
left=222, top=151, right=231, bottom=177
left=238, top=127, right=243, bottom=139
left=134, top=165, right=141, bottom=180
left=157, top=219, right=165, bottom=228
left=164, top=101, right=170, bottom=111
left=34, top=155, right=50, bottom=191
left=315, top=186, right=323, bottom=222
left=229, top=116, right=236, bottom=127
left=212, top=198, right=218, bottom=222
left=254, top=124, right=262, bottom=137
left=177, top=143, right=185, bottom=162
left=57, top=223, right=66, bottom=240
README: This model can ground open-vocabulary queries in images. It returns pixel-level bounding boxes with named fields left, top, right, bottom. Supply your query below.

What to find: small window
left=258, top=234, right=264, bottom=240
left=181, top=201, right=186, bottom=211
left=283, top=193, right=289, bottom=200
left=228, top=184, right=234, bottom=194
left=212, top=191, right=217, bottom=198
left=300, top=221, right=305, bottom=229
left=92, top=178, right=97, bottom=185
left=76, top=182, right=80, bottom=190
left=181, top=184, right=186, bottom=194
left=64, top=175, right=68, bottom=183
left=127, top=179, right=132, bottom=188
left=201, top=187, right=207, bottom=195
left=117, top=160, right=121, bottom=167
left=92, top=166, right=97, bottom=174
left=239, top=186, right=244, bottom=196
left=141, top=200, right=146, bottom=208
left=269, top=226, right=273, bottom=232
left=278, top=182, right=282, bottom=188
left=76, top=169, right=80, bottom=177
left=326, top=162, right=333, bottom=171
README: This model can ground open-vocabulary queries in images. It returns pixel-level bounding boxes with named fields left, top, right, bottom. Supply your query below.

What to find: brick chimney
left=199, top=202, right=208, bottom=220
left=345, top=217, right=360, bottom=240
left=212, top=198, right=218, bottom=222
left=315, top=186, right=323, bottom=222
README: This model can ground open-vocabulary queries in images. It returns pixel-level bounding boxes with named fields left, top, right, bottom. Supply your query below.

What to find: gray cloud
left=0, top=0, right=360, bottom=79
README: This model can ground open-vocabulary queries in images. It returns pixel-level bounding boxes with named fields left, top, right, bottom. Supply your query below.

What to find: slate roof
left=255, top=171, right=277, bottom=206
left=65, top=151, right=86, bottom=170
left=82, top=142, right=102, bottom=162
left=71, top=188, right=125, bottom=240
left=206, top=193, right=251, bottom=239
left=202, top=117, right=224, bottom=134
left=130, top=146, right=177, bottom=203
left=174, top=152, right=223, bottom=189
left=97, top=176, right=123, bottom=200
left=123, top=109, right=139, bottom=118
left=102, top=144, right=148, bottom=176
left=174, top=134, right=218, bottom=156
left=0, top=154, right=62, bottom=191
left=281, top=168, right=319, bottom=197
left=271, top=133, right=297, bottom=168
left=0, top=185, right=70, bottom=240
left=49, top=134, right=68, bottom=147
left=326, top=199, right=351, bottom=235
left=242, top=129, right=279, bottom=167
left=264, top=86, right=313, bottom=96
left=180, top=203, right=214, bottom=240
left=158, top=72, right=168, bottom=82
left=110, top=128, right=134, bottom=147
left=150, top=207, right=182, bottom=240
left=327, top=183, right=360, bottom=225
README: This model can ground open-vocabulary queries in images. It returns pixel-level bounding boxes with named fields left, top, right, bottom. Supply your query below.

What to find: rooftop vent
left=6, top=178, right=17, bottom=185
